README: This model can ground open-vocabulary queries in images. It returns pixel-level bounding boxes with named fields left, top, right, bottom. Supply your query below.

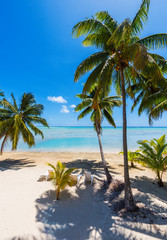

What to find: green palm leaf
left=138, top=34, right=167, bottom=50
left=131, top=0, right=150, bottom=35
left=82, top=32, right=110, bottom=48
left=95, top=11, right=118, bottom=33
left=74, top=51, right=108, bottom=82
left=75, top=99, right=92, bottom=111
left=103, top=109, right=116, bottom=127
left=77, top=106, right=92, bottom=120
left=82, top=62, right=105, bottom=94
left=72, top=18, right=111, bottom=38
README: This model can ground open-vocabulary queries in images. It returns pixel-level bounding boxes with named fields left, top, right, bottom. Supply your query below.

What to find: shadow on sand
left=0, top=158, right=36, bottom=171
left=34, top=177, right=167, bottom=240
left=34, top=183, right=130, bottom=240
left=62, top=159, right=119, bottom=178
left=131, top=175, right=167, bottom=205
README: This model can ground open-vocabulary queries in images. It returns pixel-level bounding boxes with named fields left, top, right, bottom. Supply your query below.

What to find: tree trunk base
left=56, top=189, right=60, bottom=200
left=130, top=161, right=134, bottom=168
left=125, top=186, right=137, bottom=211
left=104, top=165, right=112, bottom=184
left=157, top=180, right=164, bottom=187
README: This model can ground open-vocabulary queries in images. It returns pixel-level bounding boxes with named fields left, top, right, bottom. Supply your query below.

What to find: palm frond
left=75, top=99, right=92, bottom=111
left=19, top=93, right=35, bottom=111
left=16, top=118, right=35, bottom=148
left=98, top=54, right=115, bottom=95
left=0, top=98, right=17, bottom=113
left=26, top=116, right=49, bottom=127
left=82, top=62, right=105, bottom=94
left=95, top=11, right=118, bottom=33
left=103, top=109, right=116, bottom=127
left=27, top=122, right=44, bottom=139
left=77, top=106, right=92, bottom=120
left=107, top=19, right=131, bottom=47
left=125, top=42, right=148, bottom=72
left=23, top=104, right=44, bottom=116
left=72, top=18, right=112, bottom=38
left=74, top=51, right=108, bottom=82
left=131, top=0, right=150, bottom=35
left=149, top=53, right=167, bottom=74
left=138, top=34, right=167, bottom=50
left=11, top=93, right=18, bottom=111
left=82, top=32, right=110, bottom=48
left=12, top=114, right=20, bottom=150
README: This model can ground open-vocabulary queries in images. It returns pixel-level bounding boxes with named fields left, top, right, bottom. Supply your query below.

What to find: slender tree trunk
left=56, top=187, right=60, bottom=200
left=96, top=121, right=112, bottom=184
left=157, top=171, right=164, bottom=187
left=131, top=161, right=134, bottom=168
left=120, top=65, right=136, bottom=211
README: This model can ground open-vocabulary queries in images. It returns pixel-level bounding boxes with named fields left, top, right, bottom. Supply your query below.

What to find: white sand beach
left=0, top=151, right=167, bottom=240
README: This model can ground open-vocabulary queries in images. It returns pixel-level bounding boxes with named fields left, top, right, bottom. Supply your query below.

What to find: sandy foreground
left=0, top=151, right=167, bottom=240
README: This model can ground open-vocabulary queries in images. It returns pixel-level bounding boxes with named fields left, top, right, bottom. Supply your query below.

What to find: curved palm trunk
left=120, top=65, right=136, bottom=211
left=96, top=121, right=112, bottom=183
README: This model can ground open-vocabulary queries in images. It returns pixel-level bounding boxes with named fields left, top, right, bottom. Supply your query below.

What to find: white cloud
left=60, top=105, right=69, bottom=113
left=70, top=104, right=76, bottom=108
left=47, top=96, right=67, bottom=103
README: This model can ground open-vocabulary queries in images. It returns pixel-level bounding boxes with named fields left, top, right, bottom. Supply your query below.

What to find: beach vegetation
left=72, top=0, right=167, bottom=210
left=131, top=77, right=167, bottom=125
left=75, top=88, right=121, bottom=183
left=48, top=161, right=76, bottom=200
left=0, top=92, right=49, bottom=154
left=135, top=135, right=167, bottom=187
left=120, top=150, right=138, bottom=168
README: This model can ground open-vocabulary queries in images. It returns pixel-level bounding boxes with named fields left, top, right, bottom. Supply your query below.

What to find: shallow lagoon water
left=4, top=126, right=167, bottom=153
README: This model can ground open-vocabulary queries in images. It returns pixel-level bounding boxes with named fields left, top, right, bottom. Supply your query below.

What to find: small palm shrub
left=135, top=135, right=167, bottom=187
left=48, top=162, right=76, bottom=200
left=120, top=150, right=138, bottom=167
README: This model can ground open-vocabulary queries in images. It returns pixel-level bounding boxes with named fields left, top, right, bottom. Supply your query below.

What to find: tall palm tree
left=72, top=0, right=167, bottom=210
left=0, top=92, right=49, bottom=154
left=75, top=88, right=121, bottom=183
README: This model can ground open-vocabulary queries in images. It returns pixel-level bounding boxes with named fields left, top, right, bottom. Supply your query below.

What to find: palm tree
left=135, top=135, right=167, bottom=187
left=0, top=92, right=49, bottom=154
left=75, top=88, right=121, bottom=183
left=48, top=162, right=76, bottom=200
left=72, top=0, right=167, bottom=210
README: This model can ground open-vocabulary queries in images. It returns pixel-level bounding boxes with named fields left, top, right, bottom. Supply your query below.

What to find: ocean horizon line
left=37, top=126, right=167, bottom=128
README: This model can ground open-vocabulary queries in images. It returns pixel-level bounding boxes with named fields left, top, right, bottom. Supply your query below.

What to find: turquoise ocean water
left=4, top=126, right=167, bottom=153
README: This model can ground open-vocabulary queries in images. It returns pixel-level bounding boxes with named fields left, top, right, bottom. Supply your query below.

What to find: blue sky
left=0, top=0, right=167, bottom=127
